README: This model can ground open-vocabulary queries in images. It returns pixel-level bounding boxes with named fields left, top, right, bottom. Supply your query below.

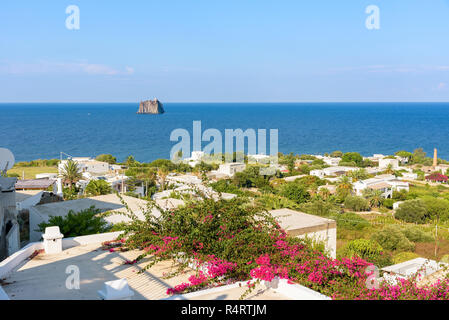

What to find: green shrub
left=333, top=212, right=370, bottom=230
left=84, top=179, right=112, bottom=196
left=95, top=154, right=117, bottom=164
left=421, top=196, right=449, bottom=222
left=344, top=196, right=370, bottom=212
left=383, top=198, right=395, bottom=209
left=393, top=252, right=419, bottom=264
left=341, top=239, right=392, bottom=267
left=340, top=152, right=363, bottom=166
left=371, top=225, right=415, bottom=252
left=210, top=179, right=245, bottom=196
left=278, top=182, right=310, bottom=204
left=37, top=206, right=111, bottom=237
left=401, top=226, right=434, bottom=243
left=394, top=199, right=428, bottom=224
left=298, top=199, right=338, bottom=217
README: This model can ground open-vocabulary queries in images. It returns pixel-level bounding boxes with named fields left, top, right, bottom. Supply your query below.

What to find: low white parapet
left=0, top=242, right=44, bottom=279
left=165, top=278, right=330, bottom=300
left=0, top=231, right=124, bottom=279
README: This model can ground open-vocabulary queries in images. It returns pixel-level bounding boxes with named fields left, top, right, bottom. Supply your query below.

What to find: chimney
left=433, top=148, right=438, bottom=167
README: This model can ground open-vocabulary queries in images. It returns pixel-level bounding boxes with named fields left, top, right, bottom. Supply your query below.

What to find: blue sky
left=1, top=0, right=449, bottom=102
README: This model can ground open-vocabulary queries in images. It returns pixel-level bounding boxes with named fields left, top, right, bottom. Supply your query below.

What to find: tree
left=362, top=189, right=384, bottom=208
left=348, top=168, right=370, bottom=181
left=395, top=199, right=428, bottom=224
left=384, top=164, right=395, bottom=175
left=125, top=155, right=137, bottom=167
left=371, top=225, right=415, bottom=252
left=95, top=154, right=116, bottom=164
left=395, top=151, right=412, bottom=161
left=337, top=176, right=353, bottom=199
left=421, top=197, right=449, bottom=222
left=340, top=152, right=363, bottom=167
left=85, top=179, right=112, bottom=196
left=344, top=195, right=370, bottom=211
left=330, top=150, right=343, bottom=158
left=411, top=148, right=431, bottom=165
left=61, top=159, right=82, bottom=188
left=278, top=182, right=310, bottom=204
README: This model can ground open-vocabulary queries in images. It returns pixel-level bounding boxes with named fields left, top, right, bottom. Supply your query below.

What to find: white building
left=269, top=209, right=337, bottom=258
left=247, top=154, right=270, bottom=164
left=353, top=175, right=409, bottom=198
left=184, top=151, right=205, bottom=167
left=59, top=157, right=110, bottom=175
left=215, top=162, right=246, bottom=177
left=322, top=157, right=341, bottom=166
left=310, top=166, right=357, bottom=178
left=35, top=173, right=58, bottom=179
left=378, top=158, right=399, bottom=170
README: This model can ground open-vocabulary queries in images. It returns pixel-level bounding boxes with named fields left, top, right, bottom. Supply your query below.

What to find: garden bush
left=84, top=179, right=112, bottom=196
left=37, top=206, right=111, bottom=237
left=383, top=198, right=394, bottom=209
left=371, top=225, right=415, bottom=252
left=210, top=179, right=245, bottom=196
left=340, top=239, right=392, bottom=268
left=344, top=196, right=370, bottom=212
left=278, top=182, right=310, bottom=204
left=333, top=212, right=370, bottom=230
left=401, top=226, right=434, bottom=243
left=395, top=199, right=428, bottom=224
left=298, top=199, right=339, bottom=217
left=421, top=196, right=449, bottom=222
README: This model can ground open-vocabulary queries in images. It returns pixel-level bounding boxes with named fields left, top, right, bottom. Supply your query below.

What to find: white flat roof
left=268, top=209, right=336, bottom=237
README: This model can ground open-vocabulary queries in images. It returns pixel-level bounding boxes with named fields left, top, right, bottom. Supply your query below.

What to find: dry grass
left=415, top=239, right=449, bottom=261
left=7, top=166, right=58, bottom=179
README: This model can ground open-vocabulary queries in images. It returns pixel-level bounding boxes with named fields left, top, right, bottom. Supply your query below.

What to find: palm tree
left=348, top=168, right=369, bottom=182
left=337, top=175, right=352, bottom=192
left=85, top=180, right=111, bottom=196
left=61, top=159, right=82, bottom=188
left=318, top=187, right=331, bottom=200
left=337, top=175, right=353, bottom=199
left=384, top=164, right=395, bottom=175
left=368, top=189, right=384, bottom=208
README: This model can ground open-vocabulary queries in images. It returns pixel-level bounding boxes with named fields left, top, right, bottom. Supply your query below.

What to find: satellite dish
left=0, top=148, right=15, bottom=173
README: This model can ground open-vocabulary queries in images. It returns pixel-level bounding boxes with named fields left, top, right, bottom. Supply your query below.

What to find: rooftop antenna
left=0, top=148, right=15, bottom=177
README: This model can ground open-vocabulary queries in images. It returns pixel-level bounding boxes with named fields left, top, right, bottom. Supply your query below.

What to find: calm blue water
left=1, top=102, right=449, bottom=162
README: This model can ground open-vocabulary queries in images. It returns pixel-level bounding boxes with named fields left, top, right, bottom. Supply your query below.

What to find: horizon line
left=2, top=101, right=449, bottom=104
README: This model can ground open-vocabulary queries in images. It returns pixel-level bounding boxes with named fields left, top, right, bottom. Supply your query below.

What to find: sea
left=1, top=102, right=449, bottom=163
